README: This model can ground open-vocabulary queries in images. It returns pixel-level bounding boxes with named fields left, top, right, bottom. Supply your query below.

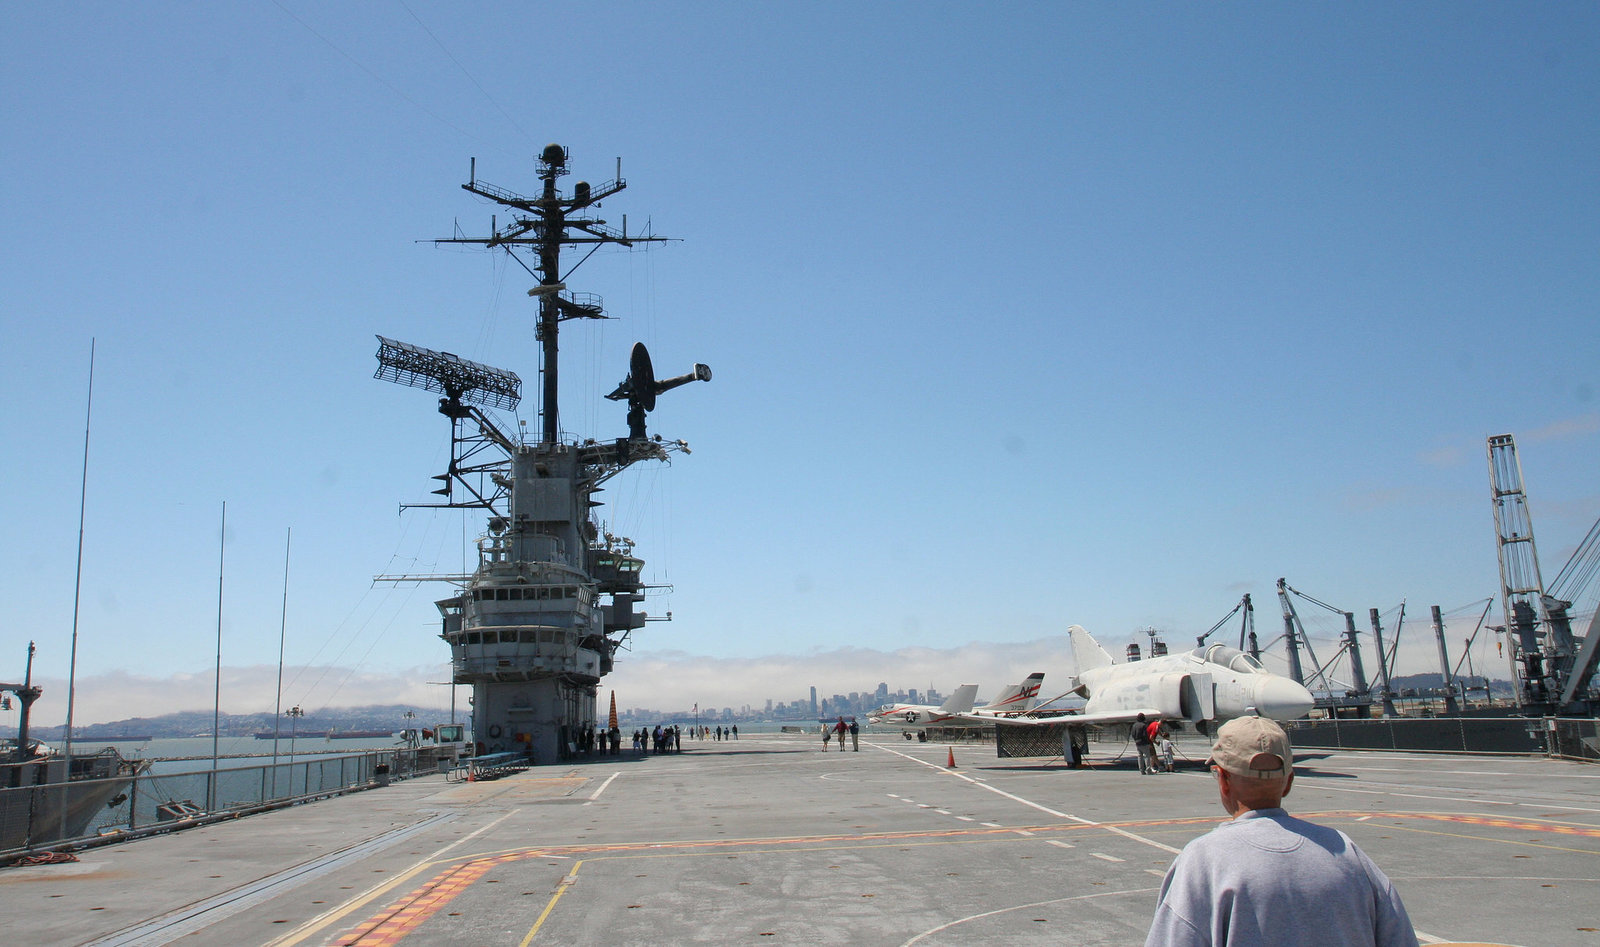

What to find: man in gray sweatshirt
left=1144, top=716, right=1418, bottom=947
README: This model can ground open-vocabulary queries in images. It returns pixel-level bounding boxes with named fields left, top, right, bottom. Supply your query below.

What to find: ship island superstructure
left=375, top=144, right=710, bottom=764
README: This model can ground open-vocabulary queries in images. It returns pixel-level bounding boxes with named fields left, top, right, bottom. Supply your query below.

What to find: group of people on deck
left=1133, top=712, right=1177, bottom=774
left=821, top=716, right=859, bottom=751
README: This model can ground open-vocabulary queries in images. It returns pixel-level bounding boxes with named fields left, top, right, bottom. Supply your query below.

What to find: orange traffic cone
left=946, top=747, right=956, bottom=769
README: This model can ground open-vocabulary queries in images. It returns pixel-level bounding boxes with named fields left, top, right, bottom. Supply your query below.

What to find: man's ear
left=1281, top=771, right=1293, bottom=798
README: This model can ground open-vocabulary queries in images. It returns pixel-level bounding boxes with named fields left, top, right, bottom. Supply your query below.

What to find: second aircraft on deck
left=865, top=673, right=1046, bottom=732
left=942, top=626, right=1315, bottom=735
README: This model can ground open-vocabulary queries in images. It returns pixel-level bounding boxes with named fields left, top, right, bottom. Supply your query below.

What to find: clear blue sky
left=4, top=3, right=1597, bottom=725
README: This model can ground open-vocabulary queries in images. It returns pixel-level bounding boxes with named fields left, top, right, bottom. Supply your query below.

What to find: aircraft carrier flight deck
left=2, top=731, right=1594, bottom=947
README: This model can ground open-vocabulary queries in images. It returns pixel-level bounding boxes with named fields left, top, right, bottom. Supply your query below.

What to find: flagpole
left=60, top=339, right=95, bottom=841
left=209, top=501, right=225, bottom=811
left=271, top=527, right=290, bottom=797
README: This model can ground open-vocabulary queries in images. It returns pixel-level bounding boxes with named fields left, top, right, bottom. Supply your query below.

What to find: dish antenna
left=606, top=342, right=711, bottom=440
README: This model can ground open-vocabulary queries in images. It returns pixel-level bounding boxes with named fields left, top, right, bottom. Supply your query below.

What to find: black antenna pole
left=438, top=143, right=671, bottom=445
left=537, top=145, right=564, bottom=443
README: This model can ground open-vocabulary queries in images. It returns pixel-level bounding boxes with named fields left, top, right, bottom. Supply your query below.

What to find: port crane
left=1488, top=434, right=1600, bottom=713
left=1273, top=579, right=1401, bottom=716
left=1195, top=593, right=1257, bottom=655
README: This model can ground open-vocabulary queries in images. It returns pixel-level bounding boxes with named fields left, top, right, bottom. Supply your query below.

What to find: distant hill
left=1388, top=673, right=1512, bottom=697
left=9, top=705, right=453, bottom=741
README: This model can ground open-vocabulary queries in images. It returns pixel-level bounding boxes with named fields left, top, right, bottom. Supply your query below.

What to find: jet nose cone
left=1255, top=676, right=1315, bottom=720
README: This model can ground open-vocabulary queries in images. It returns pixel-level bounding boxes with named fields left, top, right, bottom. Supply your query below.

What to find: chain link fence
left=1546, top=717, right=1600, bottom=762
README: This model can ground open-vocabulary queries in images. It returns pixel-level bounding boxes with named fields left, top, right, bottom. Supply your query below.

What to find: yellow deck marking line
left=518, top=860, right=583, bottom=946
left=329, top=808, right=1599, bottom=944
left=1376, top=821, right=1600, bottom=857
left=335, top=853, right=525, bottom=945
left=330, top=823, right=1160, bottom=941
left=1338, top=810, right=1600, bottom=839
left=262, top=811, right=514, bottom=947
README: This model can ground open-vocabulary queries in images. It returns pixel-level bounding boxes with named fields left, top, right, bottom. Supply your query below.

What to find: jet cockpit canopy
left=1200, top=644, right=1266, bottom=674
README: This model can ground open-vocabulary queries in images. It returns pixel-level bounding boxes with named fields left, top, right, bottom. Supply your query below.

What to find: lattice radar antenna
left=374, top=336, right=521, bottom=412
left=374, top=335, right=521, bottom=505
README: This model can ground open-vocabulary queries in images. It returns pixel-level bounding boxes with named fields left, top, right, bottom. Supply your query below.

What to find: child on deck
left=1158, top=733, right=1176, bottom=773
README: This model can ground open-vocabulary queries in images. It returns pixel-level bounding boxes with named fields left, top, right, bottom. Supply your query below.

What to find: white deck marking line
left=956, top=816, right=974, bottom=821
left=899, top=885, right=1161, bottom=946
left=876, top=743, right=1182, bottom=855
left=585, top=771, right=621, bottom=802
left=1307, top=781, right=1515, bottom=804
left=263, top=810, right=515, bottom=947
left=1047, top=840, right=1074, bottom=849
left=980, top=822, right=1002, bottom=827
left=1144, top=868, right=1165, bottom=876
left=935, top=809, right=951, bottom=815
left=1013, top=829, right=1036, bottom=836
left=1347, top=765, right=1600, bottom=780
left=1391, top=791, right=1513, bottom=804
left=1091, top=852, right=1124, bottom=862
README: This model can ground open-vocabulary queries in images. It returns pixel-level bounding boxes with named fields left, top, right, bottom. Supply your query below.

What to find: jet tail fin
left=1016, top=671, right=1046, bottom=710
left=978, top=682, right=1024, bottom=712
left=1068, top=625, right=1113, bottom=673
left=978, top=672, right=1046, bottom=712
left=939, top=683, right=980, bottom=714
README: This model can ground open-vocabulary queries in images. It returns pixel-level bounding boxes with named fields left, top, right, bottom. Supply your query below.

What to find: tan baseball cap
left=1207, top=716, right=1292, bottom=778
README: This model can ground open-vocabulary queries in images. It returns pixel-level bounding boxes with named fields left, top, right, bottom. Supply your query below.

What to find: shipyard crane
left=1550, top=516, right=1600, bottom=709
left=1488, top=433, right=1600, bottom=713
left=1, top=643, right=43, bottom=774
left=1274, top=579, right=1401, bottom=716
left=1196, top=594, right=1257, bottom=657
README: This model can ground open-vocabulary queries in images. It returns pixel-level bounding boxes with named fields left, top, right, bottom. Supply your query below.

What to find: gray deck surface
left=1, top=731, right=1595, bottom=946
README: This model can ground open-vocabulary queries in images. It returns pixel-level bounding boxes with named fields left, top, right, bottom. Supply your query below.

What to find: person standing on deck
left=1133, top=713, right=1154, bottom=774
left=1144, top=716, right=1418, bottom=947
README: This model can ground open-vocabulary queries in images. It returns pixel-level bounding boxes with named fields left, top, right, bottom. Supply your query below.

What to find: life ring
left=487, top=724, right=503, bottom=739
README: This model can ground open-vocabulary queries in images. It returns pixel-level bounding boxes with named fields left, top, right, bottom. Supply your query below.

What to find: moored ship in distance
left=2, top=643, right=145, bottom=850
left=374, top=143, right=711, bottom=765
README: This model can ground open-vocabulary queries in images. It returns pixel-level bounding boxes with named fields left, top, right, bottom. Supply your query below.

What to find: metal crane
left=1275, top=579, right=1398, bottom=716
left=1487, top=433, right=1600, bottom=713
left=1196, top=594, right=1257, bottom=657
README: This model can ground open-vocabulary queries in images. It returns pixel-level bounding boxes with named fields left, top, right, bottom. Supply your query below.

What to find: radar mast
left=374, top=145, right=711, bottom=762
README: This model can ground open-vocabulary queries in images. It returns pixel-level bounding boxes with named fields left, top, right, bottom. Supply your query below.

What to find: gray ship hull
left=1, top=766, right=131, bottom=850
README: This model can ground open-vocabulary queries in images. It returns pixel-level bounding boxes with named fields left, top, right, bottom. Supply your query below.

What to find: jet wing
left=946, top=707, right=1164, bottom=728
